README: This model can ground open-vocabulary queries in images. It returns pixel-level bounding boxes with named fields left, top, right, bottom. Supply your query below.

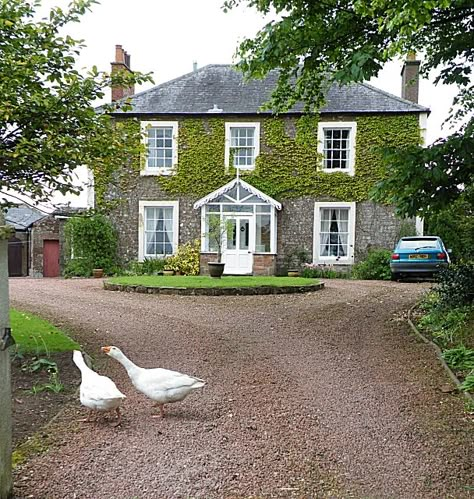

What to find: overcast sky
left=7, top=0, right=460, bottom=209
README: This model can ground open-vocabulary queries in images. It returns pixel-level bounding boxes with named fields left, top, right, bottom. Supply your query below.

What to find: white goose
left=72, top=350, right=126, bottom=426
left=101, top=346, right=205, bottom=418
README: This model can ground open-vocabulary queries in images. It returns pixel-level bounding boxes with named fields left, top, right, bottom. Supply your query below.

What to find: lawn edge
left=104, top=281, right=324, bottom=295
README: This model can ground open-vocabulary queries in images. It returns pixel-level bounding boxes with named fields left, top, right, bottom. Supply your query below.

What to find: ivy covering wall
left=94, top=113, right=420, bottom=206
left=158, top=114, right=420, bottom=200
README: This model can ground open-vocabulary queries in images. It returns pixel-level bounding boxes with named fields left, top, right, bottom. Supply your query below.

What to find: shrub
left=435, top=263, right=474, bottom=308
left=460, top=372, right=474, bottom=392
left=141, top=257, right=168, bottom=275
left=425, top=196, right=474, bottom=261
left=63, top=258, right=93, bottom=278
left=442, top=346, right=474, bottom=371
left=351, top=248, right=392, bottom=280
left=64, top=212, right=119, bottom=277
left=301, top=263, right=351, bottom=279
left=166, top=240, right=200, bottom=275
left=124, top=257, right=167, bottom=276
left=284, top=247, right=311, bottom=271
left=418, top=305, right=471, bottom=348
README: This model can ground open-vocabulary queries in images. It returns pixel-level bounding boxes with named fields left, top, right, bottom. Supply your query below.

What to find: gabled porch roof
left=193, top=178, right=282, bottom=210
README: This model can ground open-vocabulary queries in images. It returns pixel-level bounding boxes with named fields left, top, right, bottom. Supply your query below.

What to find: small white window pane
left=227, top=219, right=237, bottom=250
left=239, top=219, right=249, bottom=250
left=338, top=221, right=349, bottom=232
left=321, top=220, right=331, bottom=232
left=256, top=214, right=271, bottom=252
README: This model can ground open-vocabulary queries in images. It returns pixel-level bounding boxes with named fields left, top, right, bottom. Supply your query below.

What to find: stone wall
left=109, top=175, right=410, bottom=275
left=355, top=201, right=414, bottom=260
left=199, top=253, right=276, bottom=276
left=277, top=197, right=315, bottom=273
left=105, top=114, right=415, bottom=275
left=274, top=198, right=411, bottom=274
left=107, top=177, right=201, bottom=265
left=31, top=216, right=60, bottom=277
left=252, top=254, right=276, bottom=276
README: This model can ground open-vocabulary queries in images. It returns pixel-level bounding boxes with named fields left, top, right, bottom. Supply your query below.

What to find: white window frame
left=141, top=121, right=178, bottom=176
left=313, top=202, right=356, bottom=264
left=138, top=200, right=179, bottom=260
left=225, top=122, right=260, bottom=171
left=317, top=121, right=357, bottom=176
left=199, top=205, right=277, bottom=255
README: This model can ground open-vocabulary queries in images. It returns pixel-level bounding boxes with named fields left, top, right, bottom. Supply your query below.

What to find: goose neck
left=116, top=352, right=140, bottom=375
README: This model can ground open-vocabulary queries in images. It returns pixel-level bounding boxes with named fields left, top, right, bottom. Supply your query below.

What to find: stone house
left=5, top=204, right=60, bottom=277
left=103, top=46, right=428, bottom=275
left=5, top=204, right=83, bottom=277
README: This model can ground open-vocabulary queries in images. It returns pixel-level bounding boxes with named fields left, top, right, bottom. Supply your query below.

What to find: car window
left=398, top=239, right=440, bottom=250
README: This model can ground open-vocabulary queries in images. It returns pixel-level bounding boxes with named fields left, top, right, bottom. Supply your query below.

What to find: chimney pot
left=111, top=45, right=134, bottom=102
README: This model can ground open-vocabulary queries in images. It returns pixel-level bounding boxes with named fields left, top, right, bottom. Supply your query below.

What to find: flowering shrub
left=166, top=240, right=201, bottom=275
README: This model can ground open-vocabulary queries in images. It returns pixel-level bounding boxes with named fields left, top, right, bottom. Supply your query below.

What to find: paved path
left=9, top=278, right=474, bottom=498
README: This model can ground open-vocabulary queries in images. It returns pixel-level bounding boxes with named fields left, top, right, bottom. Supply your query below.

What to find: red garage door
left=43, top=240, right=60, bottom=277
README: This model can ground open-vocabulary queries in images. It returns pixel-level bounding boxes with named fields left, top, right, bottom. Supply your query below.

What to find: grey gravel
left=9, top=278, right=474, bottom=498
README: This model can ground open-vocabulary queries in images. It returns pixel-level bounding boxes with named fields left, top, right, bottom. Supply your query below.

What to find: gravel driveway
left=9, top=278, right=474, bottom=498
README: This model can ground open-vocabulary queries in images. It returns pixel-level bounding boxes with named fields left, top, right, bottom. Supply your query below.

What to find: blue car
left=390, top=236, right=450, bottom=280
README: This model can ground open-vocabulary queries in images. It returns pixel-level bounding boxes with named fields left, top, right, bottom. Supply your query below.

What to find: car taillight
left=437, top=252, right=447, bottom=260
left=391, top=253, right=400, bottom=260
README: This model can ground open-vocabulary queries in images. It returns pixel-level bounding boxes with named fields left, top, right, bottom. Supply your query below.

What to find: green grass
left=10, top=309, right=80, bottom=355
left=109, top=275, right=319, bottom=288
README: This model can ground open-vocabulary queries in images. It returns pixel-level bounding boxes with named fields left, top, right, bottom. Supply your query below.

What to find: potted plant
left=162, top=254, right=175, bottom=276
left=284, top=247, right=310, bottom=277
left=92, top=268, right=104, bottom=278
left=205, top=217, right=232, bottom=278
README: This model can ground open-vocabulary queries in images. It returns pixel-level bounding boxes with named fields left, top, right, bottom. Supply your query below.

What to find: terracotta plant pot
left=92, top=268, right=104, bottom=278
left=208, top=262, right=225, bottom=278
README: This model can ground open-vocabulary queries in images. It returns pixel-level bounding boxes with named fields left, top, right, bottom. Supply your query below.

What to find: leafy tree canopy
left=225, top=0, right=474, bottom=217
left=0, top=0, right=152, bottom=204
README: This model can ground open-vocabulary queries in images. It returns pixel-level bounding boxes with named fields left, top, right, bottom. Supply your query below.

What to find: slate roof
left=5, top=205, right=45, bottom=230
left=113, top=64, right=429, bottom=116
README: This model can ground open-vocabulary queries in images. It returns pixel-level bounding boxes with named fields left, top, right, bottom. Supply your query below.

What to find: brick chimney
left=401, top=52, right=420, bottom=103
left=111, top=45, right=134, bottom=102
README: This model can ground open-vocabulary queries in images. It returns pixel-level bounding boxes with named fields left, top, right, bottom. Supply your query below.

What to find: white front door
left=223, top=216, right=254, bottom=274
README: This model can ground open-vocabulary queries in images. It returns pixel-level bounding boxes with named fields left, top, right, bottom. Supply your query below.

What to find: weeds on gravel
left=23, top=358, right=64, bottom=395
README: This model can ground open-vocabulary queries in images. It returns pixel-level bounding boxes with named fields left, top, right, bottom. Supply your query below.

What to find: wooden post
left=0, top=211, right=13, bottom=499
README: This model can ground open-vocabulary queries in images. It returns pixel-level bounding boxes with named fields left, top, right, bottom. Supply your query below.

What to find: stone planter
left=163, top=269, right=175, bottom=276
left=208, top=262, right=225, bottom=278
left=287, top=270, right=300, bottom=277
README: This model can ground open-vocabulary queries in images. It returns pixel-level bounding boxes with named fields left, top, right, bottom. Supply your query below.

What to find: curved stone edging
left=103, top=281, right=324, bottom=296
left=407, top=304, right=474, bottom=404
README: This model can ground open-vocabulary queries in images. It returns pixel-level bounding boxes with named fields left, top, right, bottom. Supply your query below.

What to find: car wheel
left=391, top=273, right=401, bottom=281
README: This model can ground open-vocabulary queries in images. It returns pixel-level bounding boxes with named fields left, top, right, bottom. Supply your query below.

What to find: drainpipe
left=0, top=211, right=13, bottom=498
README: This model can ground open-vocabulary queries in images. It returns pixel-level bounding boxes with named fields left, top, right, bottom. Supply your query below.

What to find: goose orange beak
left=101, top=346, right=111, bottom=354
